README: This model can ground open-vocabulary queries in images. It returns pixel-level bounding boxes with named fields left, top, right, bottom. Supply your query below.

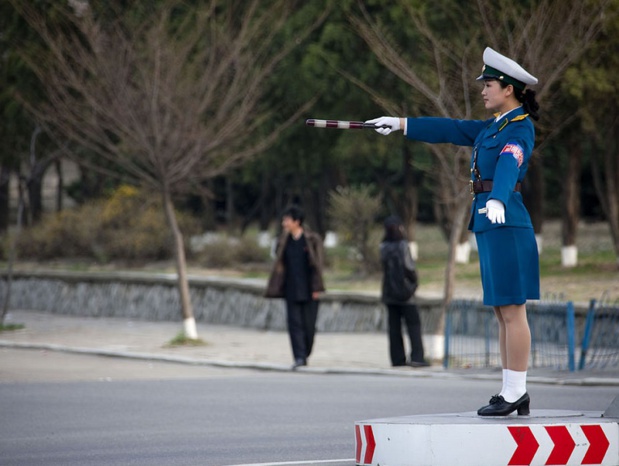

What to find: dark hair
left=282, top=205, right=304, bottom=225
left=498, top=80, right=540, bottom=121
left=382, top=215, right=405, bottom=242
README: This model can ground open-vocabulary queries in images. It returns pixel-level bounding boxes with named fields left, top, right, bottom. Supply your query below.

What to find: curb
left=3, top=340, right=619, bottom=386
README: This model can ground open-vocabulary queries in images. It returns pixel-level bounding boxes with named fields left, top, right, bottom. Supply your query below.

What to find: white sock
left=499, top=369, right=508, bottom=397
left=502, top=369, right=527, bottom=403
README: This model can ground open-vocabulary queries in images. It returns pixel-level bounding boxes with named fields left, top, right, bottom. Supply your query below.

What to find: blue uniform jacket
left=405, top=107, right=535, bottom=233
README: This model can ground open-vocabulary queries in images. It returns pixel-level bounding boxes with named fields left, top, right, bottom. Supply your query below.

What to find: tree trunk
left=603, top=146, right=619, bottom=264
left=523, top=155, right=545, bottom=253
left=433, top=192, right=470, bottom=362
left=27, top=176, right=43, bottom=224
left=0, top=164, right=10, bottom=233
left=225, top=175, right=235, bottom=232
left=590, top=119, right=619, bottom=267
left=561, top=136, right=582, bottom=267
left=1, top=178, right=26, bottom=325
left=401, top=142, right=420, bottom=258
left=161, top=185, right=198, bottom=339
left=258, top=171, right=272, bottom=231
left=444, top=196, right=470, bottom=306
left=55, top=159, right=63, bottom=212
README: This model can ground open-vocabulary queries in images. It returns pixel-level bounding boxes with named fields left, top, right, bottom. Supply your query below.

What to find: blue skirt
left=475, top=227, right=540, bottom=306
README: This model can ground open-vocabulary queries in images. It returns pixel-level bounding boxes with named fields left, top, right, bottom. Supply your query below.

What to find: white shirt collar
left=495, top=106, right=522, bottom=122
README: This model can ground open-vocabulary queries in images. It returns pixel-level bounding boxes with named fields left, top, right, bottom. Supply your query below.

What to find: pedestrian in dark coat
left=265, top=205, right=325, bottom=369
left=380, top=215, right=428, bottom=368
left=366, top=47, right=540, bottom=416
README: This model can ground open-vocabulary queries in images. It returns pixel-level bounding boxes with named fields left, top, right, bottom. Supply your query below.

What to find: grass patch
left=0, top=323, right=25, bottom=332
left=165, top=332, right=208, bottom=347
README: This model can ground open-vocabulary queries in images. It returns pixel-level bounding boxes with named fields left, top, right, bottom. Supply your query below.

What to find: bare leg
left=493, top=306, right=507, bottom=368
left=498, top=304, right=530, bottom=371
left=479, top=304, right=531, bottom=412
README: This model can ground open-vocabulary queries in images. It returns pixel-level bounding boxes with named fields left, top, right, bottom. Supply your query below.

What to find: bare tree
left=349, top=0, right=610, bottom=306
left=591, top=117, right=619, bottom=266
left=13, top=0, right=327, bottom=338
left=1, top=126, right=39, bottom=324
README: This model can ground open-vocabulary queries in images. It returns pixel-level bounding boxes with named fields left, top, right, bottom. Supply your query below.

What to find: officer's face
left=481, top=79, right=513, bottom=113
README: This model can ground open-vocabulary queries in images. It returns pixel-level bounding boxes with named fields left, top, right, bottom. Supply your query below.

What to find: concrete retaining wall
left=0, top=270, right=445, bottom=335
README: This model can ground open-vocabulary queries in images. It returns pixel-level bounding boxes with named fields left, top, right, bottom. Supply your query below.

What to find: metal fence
left=444, top=298, right=578, bottom=371
left=579, top=293, right=619, bottom=370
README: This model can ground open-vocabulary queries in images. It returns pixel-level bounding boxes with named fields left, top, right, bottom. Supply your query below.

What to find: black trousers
left=387, top=303, right=425, bottom=366
left=285, top=300, right=319, bottom=362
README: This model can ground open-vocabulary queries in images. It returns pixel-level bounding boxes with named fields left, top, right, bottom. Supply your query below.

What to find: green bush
left=195, top=234, right=270, bottom=269
left=17, top=207, right=102, bottom=260
left=328, top=185, right=382, bottom=275
left=234, top=236, right=270, bottom=264
left=15, top=185, right=200, bottom=263
left=196, top=238, right=236, bottom=268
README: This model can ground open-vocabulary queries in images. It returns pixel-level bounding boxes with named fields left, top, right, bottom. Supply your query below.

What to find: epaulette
left=510, top=114, right=529, bottom=122
left=497, top=113, right=529, bottom=131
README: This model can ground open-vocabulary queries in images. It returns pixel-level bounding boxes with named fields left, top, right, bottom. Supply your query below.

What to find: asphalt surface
left=1, top=309, right=619, bottom=386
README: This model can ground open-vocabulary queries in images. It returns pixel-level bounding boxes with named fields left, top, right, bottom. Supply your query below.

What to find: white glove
left=365, top=116, right=401, bottom=136
left=485, top=199, right=505, bottom=224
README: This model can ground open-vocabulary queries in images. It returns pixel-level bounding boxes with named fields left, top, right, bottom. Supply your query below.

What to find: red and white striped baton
left=305, top=119, right=391, bottom=129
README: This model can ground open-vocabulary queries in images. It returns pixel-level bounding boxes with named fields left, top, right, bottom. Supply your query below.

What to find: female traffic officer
left=366, top=47, right=540, bottom=416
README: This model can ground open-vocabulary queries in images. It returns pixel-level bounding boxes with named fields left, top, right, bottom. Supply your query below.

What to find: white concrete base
left=183, top=317, right=198, bottom=340
left=424, top=334, right=445, bottom=361
left=469, top=233, right=478, bottom=252
left=325, top=231, right=339, bottom=248
left=257, top=231, right=271, bottom=248
left=562, top=245, right=579, bottom=268
left=455, top=241, right=471, bottom=264
left=355, top=410, right=619, bottom=466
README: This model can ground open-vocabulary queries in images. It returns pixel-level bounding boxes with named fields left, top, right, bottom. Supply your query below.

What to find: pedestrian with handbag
left=380, top=215, right=428, bottom=368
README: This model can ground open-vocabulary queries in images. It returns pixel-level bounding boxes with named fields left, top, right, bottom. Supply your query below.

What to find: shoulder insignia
left=510, top=114, right=529, bottom=122
left=498, top=113, right=530, bottom=131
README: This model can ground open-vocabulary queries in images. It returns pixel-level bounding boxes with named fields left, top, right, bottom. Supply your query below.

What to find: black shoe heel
left=477, top=392, right=530, bottom=416
left=517, top=398, right=530, bottom=415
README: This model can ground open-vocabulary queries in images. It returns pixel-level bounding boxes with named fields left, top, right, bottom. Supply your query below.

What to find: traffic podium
left=355, top=409, right=619, bottom=466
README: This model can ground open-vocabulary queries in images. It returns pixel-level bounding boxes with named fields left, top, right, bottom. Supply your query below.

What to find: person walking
left=380, top=215, right=428, bottom=368
left=265, top=205, right=326, bottom=369
left=366, top=47, right=540, bottom=416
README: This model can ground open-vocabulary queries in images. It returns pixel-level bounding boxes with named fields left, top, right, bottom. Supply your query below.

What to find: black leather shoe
left=476, top=394, right=503, bottom=413
left=409, top=360, right=430, bottom=368
left=291, top=359, right=307, bottom=370
left=477, top=393, right=530, bottom=416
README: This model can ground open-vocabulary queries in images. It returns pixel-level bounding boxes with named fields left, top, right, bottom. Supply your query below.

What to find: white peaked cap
left=476, top=47, right=538, bottom=89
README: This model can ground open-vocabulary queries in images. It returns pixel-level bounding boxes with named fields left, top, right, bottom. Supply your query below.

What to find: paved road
left=2, top=310, right=619, bottom=465
left=1, top=348, right=618, bottom=466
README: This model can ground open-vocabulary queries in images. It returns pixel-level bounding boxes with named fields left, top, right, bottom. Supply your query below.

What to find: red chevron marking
left=363, top=425, right=376, bottom=464
left=581, top=424, right=610, bottom=465
left=355, top=425, right=362, bottom=464
left=544, top=425, right=576, bottom=465
left=508, top=426, right=540, bottom=465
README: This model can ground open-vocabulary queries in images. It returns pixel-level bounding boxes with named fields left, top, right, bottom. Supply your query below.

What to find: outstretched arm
left=365, top=115, right=487, bottom=147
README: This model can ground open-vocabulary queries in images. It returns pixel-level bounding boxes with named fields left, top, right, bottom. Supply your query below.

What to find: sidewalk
left=2, top=309, right=619, bottom=386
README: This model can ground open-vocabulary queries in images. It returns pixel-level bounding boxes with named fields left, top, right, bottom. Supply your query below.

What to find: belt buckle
left=469, top=180, right=474, bottom=195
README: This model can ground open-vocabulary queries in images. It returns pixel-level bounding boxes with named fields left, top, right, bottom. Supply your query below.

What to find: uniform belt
left=470, top=180, right=521, bottom=194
